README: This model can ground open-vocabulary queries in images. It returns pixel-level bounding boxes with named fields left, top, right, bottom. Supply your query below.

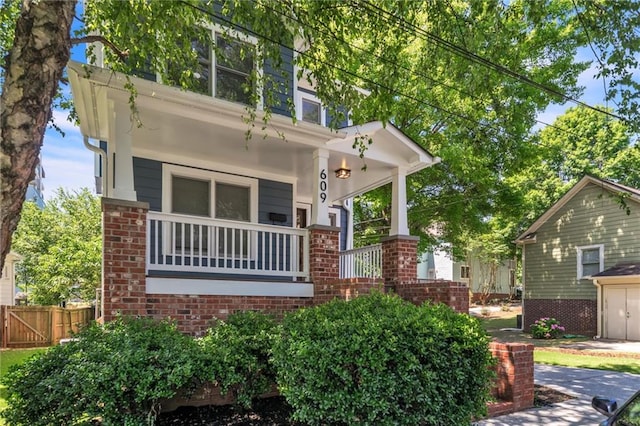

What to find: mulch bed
left=155, top=386, right=576, bottom=425
left=534, top=384, right=575, bottom=407
left=156, top=397, right=300, bottom=426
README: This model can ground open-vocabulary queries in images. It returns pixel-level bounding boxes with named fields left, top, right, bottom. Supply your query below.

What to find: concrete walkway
left=477, top=364, right=640, bottom=425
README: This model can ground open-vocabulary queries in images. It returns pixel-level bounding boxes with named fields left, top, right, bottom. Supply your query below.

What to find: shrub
left=530, top=317, right=565, bottom=339
left=272, top=292, right=495, bottom=425
left=1, top=317, right=201, bottom=426
left=198, top=311, right=278, bottom=408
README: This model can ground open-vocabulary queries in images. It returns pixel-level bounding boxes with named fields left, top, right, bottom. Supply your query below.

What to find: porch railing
left=147, top=212, right=309, bottom=279
left=339, top=244, right=382, bottom=279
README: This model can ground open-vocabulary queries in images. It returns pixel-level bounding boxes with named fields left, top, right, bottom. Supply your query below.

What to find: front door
left=605, top=286, right=640, bottom=341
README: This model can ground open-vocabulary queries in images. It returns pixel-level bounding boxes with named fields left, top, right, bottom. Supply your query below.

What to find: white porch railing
left=339, top=244, right=382, bottom=279
left=147, top=212, right=309, bottom=279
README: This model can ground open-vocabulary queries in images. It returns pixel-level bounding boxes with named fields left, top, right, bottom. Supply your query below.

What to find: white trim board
left=147, top=277, right=314, bottom=297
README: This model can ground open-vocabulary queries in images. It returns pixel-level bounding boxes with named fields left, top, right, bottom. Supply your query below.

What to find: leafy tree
left=2, top=0, right=640, bottom=274
left=12, top=188, right=100, bottom=305
left=511, top=105, right=637, bottom=227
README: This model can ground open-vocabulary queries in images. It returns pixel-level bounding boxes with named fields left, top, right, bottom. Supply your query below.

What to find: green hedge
left=198, top=311, right=278, bottom=407
left=272, top=292, right=495, bottom=425
left=1, top=317, right=201, bottom=426
left=2, top=296, right=495, bottom=426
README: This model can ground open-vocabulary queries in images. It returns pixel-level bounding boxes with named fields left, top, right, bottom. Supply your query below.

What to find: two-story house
left=68, top=23, right=459, bottom=334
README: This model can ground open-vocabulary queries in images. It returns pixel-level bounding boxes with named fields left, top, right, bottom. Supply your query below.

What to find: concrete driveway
left=477, top=364, right=640, bottom=425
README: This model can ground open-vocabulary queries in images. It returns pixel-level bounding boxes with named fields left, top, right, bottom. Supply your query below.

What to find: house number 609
left=320, top=169, right=327, bottom=202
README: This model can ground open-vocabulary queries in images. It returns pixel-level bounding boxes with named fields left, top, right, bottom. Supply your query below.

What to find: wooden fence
left=1, top=305, right=94, bottom=349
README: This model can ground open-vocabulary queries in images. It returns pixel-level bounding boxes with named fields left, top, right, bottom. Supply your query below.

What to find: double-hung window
left=163, top=165, right=258, bottom=258
left=577, top=244, right=604, bottom=278
left=170, top=28, right=257, bottom=106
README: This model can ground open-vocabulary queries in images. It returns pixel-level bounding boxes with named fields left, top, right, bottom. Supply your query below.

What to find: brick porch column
left=382, top=235, right=419, bottom=291
left=102, top=198, right=149, bottom=321
left=308, top=224, right=340, bottom=284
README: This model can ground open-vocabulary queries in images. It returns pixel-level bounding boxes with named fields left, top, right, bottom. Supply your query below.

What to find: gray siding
left=133, top=157, right=162, bottom=211
left=524, top=183, right=640, bottom=300
left=339, top=205, right=348, bottom=251
left=132, top=159, right=293, bottom=221
left=259, top=179, right=293, bottom=226
left=264, top=46, right=294, bottom=118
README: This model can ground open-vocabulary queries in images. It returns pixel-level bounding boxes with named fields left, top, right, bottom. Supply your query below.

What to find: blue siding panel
left=133, top=157, right=162, bottom=211
left=339, top=205, right=348, bottom=251
left=259, top=179, right=293, bottom=226
left=264, top=46, right=294, bottom=118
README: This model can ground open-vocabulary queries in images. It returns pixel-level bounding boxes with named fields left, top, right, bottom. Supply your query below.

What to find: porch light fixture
left=335, top=167, right=351, bottom=179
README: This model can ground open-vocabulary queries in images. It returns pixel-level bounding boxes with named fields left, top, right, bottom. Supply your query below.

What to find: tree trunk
left=0, top=0, right=76, bottom=275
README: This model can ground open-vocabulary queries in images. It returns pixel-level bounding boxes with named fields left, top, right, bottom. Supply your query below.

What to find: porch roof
left=68, top=61, right=439, bottom=202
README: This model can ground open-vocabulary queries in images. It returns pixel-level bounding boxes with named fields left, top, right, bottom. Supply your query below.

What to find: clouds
left=41, top=111, right=94, bottom=201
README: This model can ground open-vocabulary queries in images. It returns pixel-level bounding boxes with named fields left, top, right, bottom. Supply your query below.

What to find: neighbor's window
left=577, top=245, right=604, bottom=278
left=460, top=265, right=470, bottom=279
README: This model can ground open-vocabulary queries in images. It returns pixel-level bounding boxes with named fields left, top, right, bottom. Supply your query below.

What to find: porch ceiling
left=68, top=61, right=439, bottom=203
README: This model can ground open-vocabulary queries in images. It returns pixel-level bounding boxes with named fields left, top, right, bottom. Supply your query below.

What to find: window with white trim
left=163, top=165, right=258, bottom=257
left=577, top=244, right=604, bottom=278
left=460, top=265, right=470, bottom=279
left=169, top=28, right=258, bottom=106
left=295, top=91, right=326, bottom=126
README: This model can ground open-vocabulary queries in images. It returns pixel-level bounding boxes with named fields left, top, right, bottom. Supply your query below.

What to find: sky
left=39, top=47, right=613, bottom=202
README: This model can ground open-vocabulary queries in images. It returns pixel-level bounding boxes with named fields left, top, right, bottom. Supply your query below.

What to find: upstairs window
left=296, top=91, right=326, bottom=126
left=214, top=33, right=255, bottom=105
left=169, top=28, right=257, bottom=106
left=577, top=244, right=604, bottom=278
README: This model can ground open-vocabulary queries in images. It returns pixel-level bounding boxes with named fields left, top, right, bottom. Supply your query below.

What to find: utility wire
left=355, top=0, right=627, bottom=123
left=180, top=0, right=608, bottom=146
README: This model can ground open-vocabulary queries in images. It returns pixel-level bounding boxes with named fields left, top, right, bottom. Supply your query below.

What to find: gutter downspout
left=593, top=279, right=602, bottom=339
left=83, top=136, right=107, bottom=196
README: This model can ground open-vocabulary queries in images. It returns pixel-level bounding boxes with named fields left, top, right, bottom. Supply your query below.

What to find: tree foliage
left=2, top=0, right=640, bottom=273
left=12, top=188, right=101, bottom=305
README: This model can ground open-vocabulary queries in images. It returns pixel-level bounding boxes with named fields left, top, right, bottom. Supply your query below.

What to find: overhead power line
left=355, top=0, right=626, bottom=123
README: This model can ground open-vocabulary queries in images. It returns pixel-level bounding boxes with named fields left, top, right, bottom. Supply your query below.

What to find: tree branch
left=70, top=35, right=129, bottom=61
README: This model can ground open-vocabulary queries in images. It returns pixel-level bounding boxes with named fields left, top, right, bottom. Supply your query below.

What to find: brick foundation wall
left=102, top=198, right=149, bottom=321
left=487, top=342, right=534, bottom=417
left=102, top=199, right=475, bottom=334
left=523, top=298, right=596, bottom=336
left=145, top=295, right=314, bottom=336
left=396, top=280, right=469, bottom=314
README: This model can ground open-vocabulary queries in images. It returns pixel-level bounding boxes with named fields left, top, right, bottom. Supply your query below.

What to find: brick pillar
left=102, top=198, right=149, bottom=321
left=308, top=224, right=340, bottom=284
left=381, top=235, right=419, bottom=291
left=489, top=342, right=534, bottom=413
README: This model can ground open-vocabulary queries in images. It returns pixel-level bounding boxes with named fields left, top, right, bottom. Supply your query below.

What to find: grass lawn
left=535, top=350, right=640, bottom=374
left=0, top=348, right=48, bottom=423
left=477, top=307, right=640, bottom=375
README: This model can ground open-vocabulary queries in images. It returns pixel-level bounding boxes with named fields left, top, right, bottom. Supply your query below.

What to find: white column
left=311, top=148, right=330, bottom=226
left=110, top=103, right=137, bottom=201
left=390, top=167, right=409, bottom=236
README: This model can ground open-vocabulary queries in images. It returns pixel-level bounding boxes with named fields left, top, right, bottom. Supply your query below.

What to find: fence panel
left=1, top=306, right=94, bottom=348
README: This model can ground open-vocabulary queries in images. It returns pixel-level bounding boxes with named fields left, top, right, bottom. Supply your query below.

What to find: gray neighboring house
left=516, top=175, right=640, bottom=339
